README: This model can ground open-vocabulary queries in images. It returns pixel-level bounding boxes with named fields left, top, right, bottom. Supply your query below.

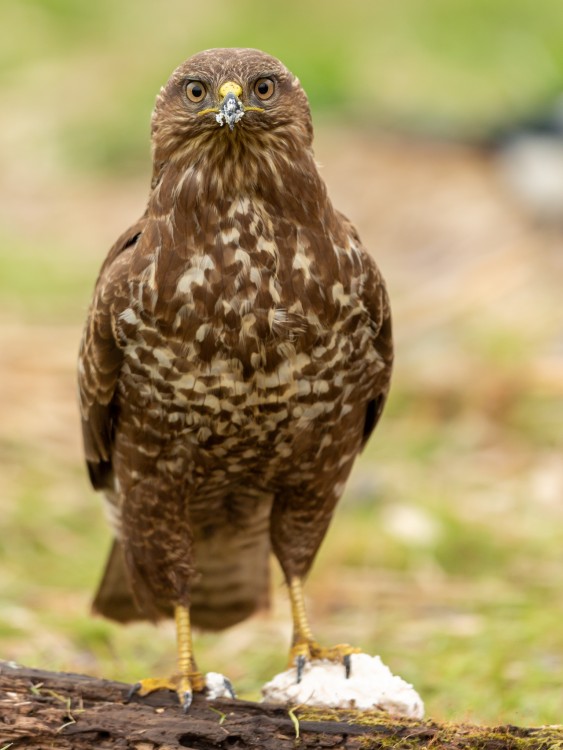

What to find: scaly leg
left=288, top=577, right=361, bottom=683
left=173, top=604, right=206, bottom=709
left=129, top=604, right=205, bottom=711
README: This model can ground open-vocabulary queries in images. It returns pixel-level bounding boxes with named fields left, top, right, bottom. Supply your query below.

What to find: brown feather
left=79, top=48, right=393, bottom=629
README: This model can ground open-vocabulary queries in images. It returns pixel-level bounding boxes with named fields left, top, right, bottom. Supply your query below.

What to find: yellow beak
left=218, top=81, right=243, bottom=99
left=197, top=80, right=263, bottom=128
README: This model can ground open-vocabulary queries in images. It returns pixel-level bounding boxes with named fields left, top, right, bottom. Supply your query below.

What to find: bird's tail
left=189, top=520, right=271, bottom=630
left=92, top=527, right=271, bottom=630
left=91, top=539, right=164, bottom=622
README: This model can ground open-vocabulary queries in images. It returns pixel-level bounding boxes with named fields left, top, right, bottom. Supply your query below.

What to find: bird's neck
left=147, top=140, right=331, bottom=229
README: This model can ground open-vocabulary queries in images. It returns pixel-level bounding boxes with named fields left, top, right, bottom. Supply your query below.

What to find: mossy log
left=0, top=660, right=561, bottom=749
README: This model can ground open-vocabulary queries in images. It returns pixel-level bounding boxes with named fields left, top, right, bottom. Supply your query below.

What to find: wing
left=360, top=267, right=393, bottom=447
left=78, top=218, right=146, bottom=491
left=339, top=212, right=394, bottom=448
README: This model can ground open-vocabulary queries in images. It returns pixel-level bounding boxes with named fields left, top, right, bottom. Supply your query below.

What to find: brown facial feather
left=79, top=48, right=393, bottom=627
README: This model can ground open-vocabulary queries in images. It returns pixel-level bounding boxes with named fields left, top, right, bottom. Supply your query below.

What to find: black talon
left=182, top=690, right=193, bottom=713
left=126, top=682, right=141, bottom=702
left=223, top=677, right=236, bottom=699
left=296, top=654, right=306, bottom=684
left=344, top=653, right=352, bottom=679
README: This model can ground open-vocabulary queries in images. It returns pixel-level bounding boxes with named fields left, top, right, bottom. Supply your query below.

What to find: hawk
left=78, top=47, right=393, bottom=709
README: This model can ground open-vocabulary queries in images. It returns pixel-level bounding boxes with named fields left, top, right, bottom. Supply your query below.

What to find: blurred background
left=1, top=0, right=562, bottom=726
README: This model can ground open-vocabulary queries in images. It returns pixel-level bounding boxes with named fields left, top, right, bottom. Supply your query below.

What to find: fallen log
left=0, top=660, right=560, bottom=749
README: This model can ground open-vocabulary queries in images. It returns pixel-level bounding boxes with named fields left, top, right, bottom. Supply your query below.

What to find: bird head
left=150, top=48, right=314, bottom=173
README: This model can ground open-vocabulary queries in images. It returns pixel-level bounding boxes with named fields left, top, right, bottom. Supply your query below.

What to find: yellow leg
left=287, top=577, right=361, bottom=682
left=289, top=576, right=315, bottom=645
left=174, top=604, right=205, bottom=708
left=129, top=604, right=205, bottom=711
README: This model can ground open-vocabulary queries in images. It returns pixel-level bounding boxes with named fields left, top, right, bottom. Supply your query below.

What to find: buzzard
left=78, top=48, right=393, bottom=709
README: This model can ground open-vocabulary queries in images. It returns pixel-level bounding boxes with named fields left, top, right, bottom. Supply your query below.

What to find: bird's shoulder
left=99, top=213, right=147, bottom=271
left=332, top=210, right=391, bottom=327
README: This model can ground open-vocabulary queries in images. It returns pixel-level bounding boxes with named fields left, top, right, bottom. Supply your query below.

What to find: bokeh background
left=1, top=0, right=562, bottom=726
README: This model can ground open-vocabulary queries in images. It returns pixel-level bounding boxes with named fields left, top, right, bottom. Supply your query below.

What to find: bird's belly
left=116, top=322, right=381, bottom=487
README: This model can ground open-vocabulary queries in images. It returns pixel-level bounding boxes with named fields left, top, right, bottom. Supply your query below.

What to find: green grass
left=0, top=235, right=97, bottom=321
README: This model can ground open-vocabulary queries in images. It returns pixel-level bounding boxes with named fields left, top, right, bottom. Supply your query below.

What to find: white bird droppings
left=261, top=653, right=424, bottom=719
left=205, top=672, right=236, bottom=700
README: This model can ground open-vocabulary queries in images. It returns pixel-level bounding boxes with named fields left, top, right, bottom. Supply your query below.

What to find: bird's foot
left=289, top=641, right=362, bottom=683
left=128, top=671, right=206, bottom=711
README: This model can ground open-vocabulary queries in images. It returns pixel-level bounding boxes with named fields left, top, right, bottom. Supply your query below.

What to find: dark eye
left=186, top=81, right=206, bottom=103
left=254, top=78, right=275, bottom=101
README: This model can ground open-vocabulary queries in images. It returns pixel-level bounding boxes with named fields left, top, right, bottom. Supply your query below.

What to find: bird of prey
left=78, top=47, right=393, bottom=709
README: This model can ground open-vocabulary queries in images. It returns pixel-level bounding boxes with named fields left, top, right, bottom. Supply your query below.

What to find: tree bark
left=0, top=660, right=560, bottom=749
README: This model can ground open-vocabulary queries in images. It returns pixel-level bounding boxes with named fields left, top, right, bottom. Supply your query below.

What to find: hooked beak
left=216, top=81, right=245, bottom=131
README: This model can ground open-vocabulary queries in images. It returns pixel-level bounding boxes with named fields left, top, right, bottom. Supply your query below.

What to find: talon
left=126, top=681, right=141, bottom=702
left=223, top=677, right=236, bottom=699
left=182, top=690, right=193, bottom=712
left=287, top=578, right=362, bottom=685
left=296, top=654, right=306, bottom=684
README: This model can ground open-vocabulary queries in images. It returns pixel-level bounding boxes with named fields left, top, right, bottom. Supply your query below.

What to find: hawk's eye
left=254, top=78, right=275, bottom=101
left=186, top=81, right=206, bottom=103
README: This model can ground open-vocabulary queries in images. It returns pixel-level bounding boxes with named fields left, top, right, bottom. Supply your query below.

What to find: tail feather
left=92, top=529, right=271, bottom=629
left=190, top=527, right=271, bottom=629
left=92, top=539, right=165, bottom=622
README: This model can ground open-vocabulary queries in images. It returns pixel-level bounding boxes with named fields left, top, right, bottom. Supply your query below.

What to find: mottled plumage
left=78, top=47, right=392, bottom=703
